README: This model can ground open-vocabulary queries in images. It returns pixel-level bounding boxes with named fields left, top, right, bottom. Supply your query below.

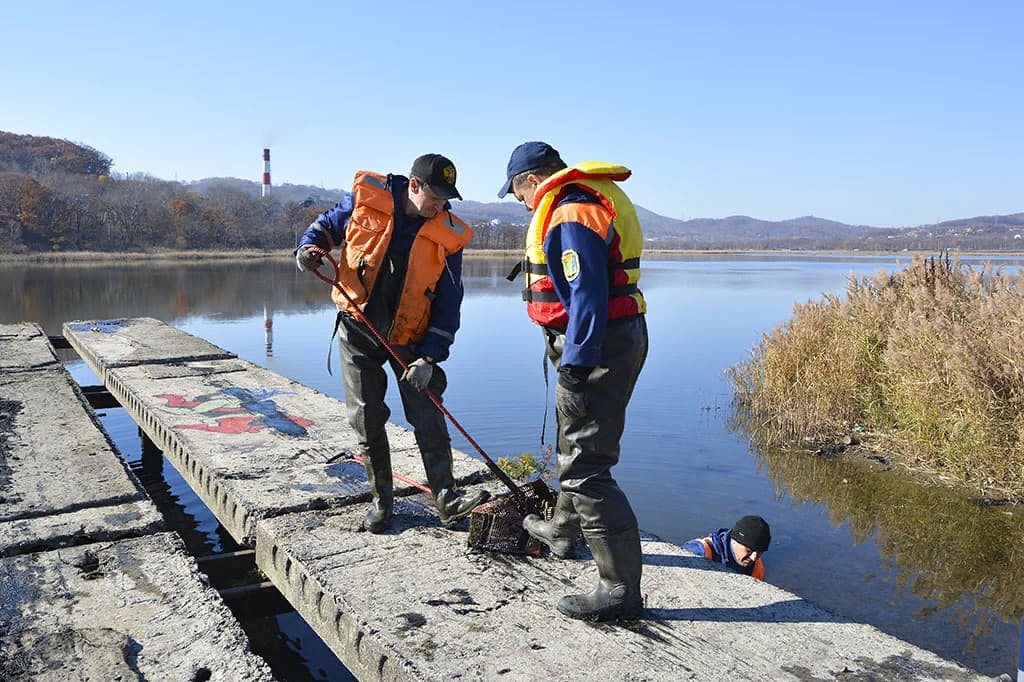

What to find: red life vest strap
left=522, top=282, right=639, bottom=303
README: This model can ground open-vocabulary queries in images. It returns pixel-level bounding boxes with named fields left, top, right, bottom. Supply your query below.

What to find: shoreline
left=5, top=248, right=1024, bottom=265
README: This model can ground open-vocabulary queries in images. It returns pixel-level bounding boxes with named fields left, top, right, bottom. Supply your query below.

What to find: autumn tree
left=0, top=132, right=111, bottom=177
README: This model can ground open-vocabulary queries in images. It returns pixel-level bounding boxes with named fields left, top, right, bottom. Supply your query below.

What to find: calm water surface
left=3, top=253, right=1023, bottom=679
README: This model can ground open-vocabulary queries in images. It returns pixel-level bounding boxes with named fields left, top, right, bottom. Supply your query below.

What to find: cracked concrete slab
left=63, top=318, right=491, bottom=546
left=0, top=323, right=58, bottom=373
left=0, top=500, right=163, bottom=558
left=0, top=532, right=274, bottom=681
left=0, top=366, right=162, bottom=557
left=63, top=317, right=236, bottom=380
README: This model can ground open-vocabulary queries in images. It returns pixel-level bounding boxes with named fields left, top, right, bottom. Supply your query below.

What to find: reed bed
left=730, top=254, right=1024, bottom=498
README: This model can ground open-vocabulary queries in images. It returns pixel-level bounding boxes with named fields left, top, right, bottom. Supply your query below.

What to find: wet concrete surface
left=1, top=533, right=274, bottom=680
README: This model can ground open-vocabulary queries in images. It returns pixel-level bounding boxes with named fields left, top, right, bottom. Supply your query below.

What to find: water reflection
left=746, top=428, right=1024, bottom=654
left=0, top=260, right=319, bottom=334
left=0, top=257, right=528, bottom=334
left=265, top=304, right=274, bottom=357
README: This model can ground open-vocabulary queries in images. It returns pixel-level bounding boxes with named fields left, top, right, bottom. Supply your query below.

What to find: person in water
left=683, top=514, right=771, bottom=581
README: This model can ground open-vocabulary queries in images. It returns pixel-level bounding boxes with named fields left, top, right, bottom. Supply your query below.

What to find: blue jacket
left=543, top=187, right=611, bottom=368
left=296, top=175, right=464, bottom=361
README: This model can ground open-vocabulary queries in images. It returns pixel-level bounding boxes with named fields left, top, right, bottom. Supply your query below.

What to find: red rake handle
left=307, top=246, right=526, bottom=506
left=348, top=452, right=431, bottom=494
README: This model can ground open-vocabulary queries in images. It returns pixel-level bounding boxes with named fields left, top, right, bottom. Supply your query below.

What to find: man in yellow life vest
left=295, top=154, right=489, bottom=533
left=499, top=141, right=649, bottom=621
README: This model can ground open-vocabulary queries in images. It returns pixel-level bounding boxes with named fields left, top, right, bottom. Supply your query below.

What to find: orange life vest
left=698, top=537, right=766, bottom=581
left=332, top=171, right=473, bottom=345
left=521, top=161, right=646, bottom=328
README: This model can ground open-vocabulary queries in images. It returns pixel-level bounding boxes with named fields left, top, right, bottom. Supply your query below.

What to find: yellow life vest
left=521, top=161, right=646, bottom=327
left=333, top=171, right=473, bottom=345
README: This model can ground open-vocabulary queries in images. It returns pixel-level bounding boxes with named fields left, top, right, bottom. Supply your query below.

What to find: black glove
left=556, top=364, right=591, bottom=419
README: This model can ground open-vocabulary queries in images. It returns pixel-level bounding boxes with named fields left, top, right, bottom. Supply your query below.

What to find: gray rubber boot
left=421, top=447, right=490, bottom=526
left=361, top=448, right=393, bottom=533
left=557, top=527, right=644, bottom=622
left=523, top=492, right=581, bottom=559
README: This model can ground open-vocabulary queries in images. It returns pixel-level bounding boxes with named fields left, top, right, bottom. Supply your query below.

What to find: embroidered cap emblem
left=443, top=165, right=456, bottom=185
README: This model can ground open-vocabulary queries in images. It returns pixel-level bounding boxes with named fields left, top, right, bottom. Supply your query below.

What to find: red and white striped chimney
left=261, top=148, right=271, bottom=198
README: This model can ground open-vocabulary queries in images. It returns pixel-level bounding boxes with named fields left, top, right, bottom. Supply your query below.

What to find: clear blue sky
left=4, top=1, right=1021, bottom=227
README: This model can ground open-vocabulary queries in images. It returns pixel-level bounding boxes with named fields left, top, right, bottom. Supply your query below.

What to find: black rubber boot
left=361, top=448, right=393, bottom=533
left=523, top=492, right=581, bottom=559
left=557, top=528, right=644, bottom=622
left=421, top=447, right=490, bottom=526
left=435, top=487, right=491, bottom=526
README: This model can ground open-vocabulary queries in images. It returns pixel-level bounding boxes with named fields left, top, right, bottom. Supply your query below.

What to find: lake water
left=3, top=253, right=1023, bottom=679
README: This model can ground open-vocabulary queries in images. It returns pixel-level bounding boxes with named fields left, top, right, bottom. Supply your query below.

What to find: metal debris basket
left=467, top=479, right=556, bottom=557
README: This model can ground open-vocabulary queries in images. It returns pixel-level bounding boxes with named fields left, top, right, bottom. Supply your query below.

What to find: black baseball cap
left=731, top=515, right=771, bottom=552
left=411, top=153, right=462, bottom=200
left=498, top=141, right=565, bottom=198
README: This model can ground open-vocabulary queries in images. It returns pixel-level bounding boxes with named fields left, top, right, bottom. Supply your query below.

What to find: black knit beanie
left=731, top=515, right=771, bottom=552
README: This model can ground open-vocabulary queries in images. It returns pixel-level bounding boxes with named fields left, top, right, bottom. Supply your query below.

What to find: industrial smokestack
left=262, top=148, right=271, bottom=198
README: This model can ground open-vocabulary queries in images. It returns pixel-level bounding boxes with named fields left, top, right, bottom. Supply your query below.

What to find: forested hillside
left=3, top=130, right=1022, bottom=254
left=0, top=132, right=112, bottom=176
left=0, top=132, right=323, bottom=253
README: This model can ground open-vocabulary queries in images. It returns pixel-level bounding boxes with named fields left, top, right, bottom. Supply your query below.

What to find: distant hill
left=457, top=200, right=883, bottom=245
left=185, top=177, right=345, bottom=205
left=3, top=128, right=1021, bottom=253
left=0, top=132, right=111, bottom=176
left=933, top=213, right=1024, bottom=232
left=169, top=177, right=1024, bottom=249
left=887, top=213, right=1024, bottom=249
left=456, top=201, right=1024, bottom=250
left=452, top=200, right=532, bottom=225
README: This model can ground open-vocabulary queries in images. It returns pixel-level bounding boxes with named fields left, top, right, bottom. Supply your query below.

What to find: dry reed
left=730, top=254, right=1024, bottom=498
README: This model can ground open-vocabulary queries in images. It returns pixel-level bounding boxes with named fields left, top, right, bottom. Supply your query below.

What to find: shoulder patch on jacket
left=562, top=249, right=581, bottom=281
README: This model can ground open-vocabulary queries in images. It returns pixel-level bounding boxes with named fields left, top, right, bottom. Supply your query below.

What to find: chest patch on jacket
left=561, top=249, right=581, bottom=282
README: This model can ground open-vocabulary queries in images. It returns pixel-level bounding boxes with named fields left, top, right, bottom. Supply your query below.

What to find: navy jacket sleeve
left=295, top=191, right=354, bottom=251
left=416, top=247, right=464, bottom=362
left=543, top=191, right=610, bottom=368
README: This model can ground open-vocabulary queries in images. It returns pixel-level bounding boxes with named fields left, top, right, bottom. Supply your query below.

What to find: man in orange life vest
left=682, top=515, right=771, bottom=581
left=295, top=154, right=489, bottom=533
left=499, top=141, right=649, bottom=621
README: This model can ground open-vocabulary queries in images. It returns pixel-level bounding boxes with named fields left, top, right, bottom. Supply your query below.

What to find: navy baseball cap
left=497, top=141, right=565, bottom=198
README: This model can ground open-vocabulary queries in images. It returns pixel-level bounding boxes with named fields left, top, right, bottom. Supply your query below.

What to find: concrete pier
left=53, top=317, right=1002, bottom=680
left=1, top=533, right=275, bottom=680
left=1, top=322, right=276, bottom=679
left=62, top=318, right=489, bottom=546
left=256, top=499, right=993, bottom=682
left=0, top=323, right=163, bottom=556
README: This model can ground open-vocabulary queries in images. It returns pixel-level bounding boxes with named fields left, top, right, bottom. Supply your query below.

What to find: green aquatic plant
left=496, top=446, right=555, bottom=483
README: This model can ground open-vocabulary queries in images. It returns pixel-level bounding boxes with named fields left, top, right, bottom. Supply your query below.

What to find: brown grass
left=730, top=254, right=1024, bottom=498
left=0, top=249, right=291, bottom=264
